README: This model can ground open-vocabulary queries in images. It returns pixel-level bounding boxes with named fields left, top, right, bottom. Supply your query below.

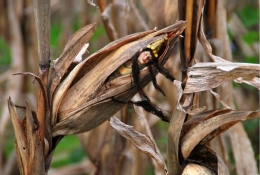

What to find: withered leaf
left=52, top=21, right=186, bottom=136
left=167, top=109, right=187, bottom=175
left=180, top=109, right=259, bottom=160
left=52, top=22, right=184, bottom=125
left=53, top=23, right=96, bottom=78
left=173, top=80, right=203, bottom=115
left=49, top=23, right=97, bottom=98
left=8, top=98, right=45, bottom=175
left=8, top=98, right=27, bottom=167
left=184, top=62, right=260, bottom=93
left=25, top=100, right=45, bottom=174
left=110, top=116, right=167, bottom=173
left=209, top=89, right=230, bottom=109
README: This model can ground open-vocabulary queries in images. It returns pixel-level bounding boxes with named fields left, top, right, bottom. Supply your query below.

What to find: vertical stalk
left=178, top=0, right=205, bottom=82
left=204, top=0, right=217, bottom=38
left=33, top=0, right=51, bottom=153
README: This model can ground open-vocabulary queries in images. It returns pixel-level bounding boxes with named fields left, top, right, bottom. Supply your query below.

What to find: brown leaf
left=209, top=89, right=230, bottom=109
left=13, top=72, right=51, bottom=150
left=8, top=98, right=46, bottom=175
left=180, top=110, right=259, bottom=160
left=184, top=62, right=260, bottom=93
left=8, top=98, right=27, bottom=171
left=51, top=62, right=84, bottom=125
left=173, top=80, right=203, bottom=115
left=52, top=21, right=186, bottom=136
left=52, top=29, right=158, bottom=122
left=25, top=100, right=45, bottom=174
left=167, top=109, right=187, bottom=175
left=110, top=116, right=167, bottom=174
left=49, top=23, right=97, bottom=98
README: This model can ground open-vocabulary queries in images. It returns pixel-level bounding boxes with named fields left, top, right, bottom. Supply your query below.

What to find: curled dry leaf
left=180, top=109, right=259, bottom=160
left=184, top=62, right=260, bottom=93
left=109, top=116, right=167, bottom=173
left=8, top=98, right=27, bottom=172
left=48, top=23, right=97, bottom=99
left=209, top=89, right=230, bottom=109
left=8, top=98, right=45, bottom=175
left=52, top=21, right=186, bottom=136
left=173, top=80, right=204, bottom=115
left=167, top=109, right=187, bottom=175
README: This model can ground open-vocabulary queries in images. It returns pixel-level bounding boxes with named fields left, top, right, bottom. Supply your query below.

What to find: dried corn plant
left=1, top=0, right=259, bottom=175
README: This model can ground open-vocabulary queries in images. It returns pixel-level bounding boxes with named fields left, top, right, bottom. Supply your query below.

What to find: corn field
left=0, top=0, right=259, bottom=175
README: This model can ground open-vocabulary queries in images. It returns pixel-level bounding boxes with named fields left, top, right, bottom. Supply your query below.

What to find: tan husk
left=180, top=110, right=259, bottom=160
left=8, top=98, right=45, bottom=175
left=52, top=21, right=186, bottom=136
left=184, top=62, right=260, bottom=93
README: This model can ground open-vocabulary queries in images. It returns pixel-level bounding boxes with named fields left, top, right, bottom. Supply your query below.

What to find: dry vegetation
left=0, top=0, right=259, bottom=175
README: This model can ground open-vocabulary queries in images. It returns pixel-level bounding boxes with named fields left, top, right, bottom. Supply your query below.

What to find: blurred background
left=0, top=0, right=259, bottom=175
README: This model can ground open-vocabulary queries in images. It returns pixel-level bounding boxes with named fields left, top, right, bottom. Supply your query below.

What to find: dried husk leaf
left=59, top=23, right=184, bottom=111
left=209, top=89, right=230, bottom=109
left=49, top=23, right=97, bottom=98
left=25, top=100, right=45, bottom=175
left=180, top=110, right=259, bottom=160
left=14, top=72, right=51, bottom=150
left=184, top=62, right=260, bottom=93
left=51, top=27, right=160, bottom=124
left=51, top=62, right=84, bottom=125
left=8, top=98, right=45, bottom=175
left=8, top=98, right=27, bottom=173
left=52, top=21, right=186, bottom=136
left=167, top=109, right=187, bottom=175
left=173, top=80, right=202, bottom=115
left=110, top=116, right=167, bottom=173
left=58, top=36, right=165, bottom=111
